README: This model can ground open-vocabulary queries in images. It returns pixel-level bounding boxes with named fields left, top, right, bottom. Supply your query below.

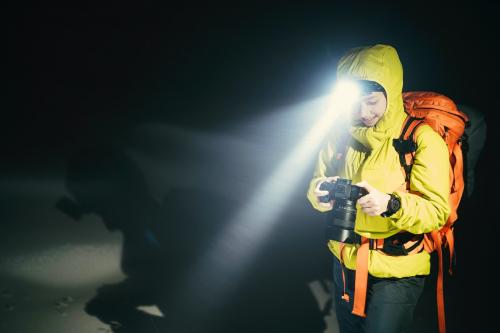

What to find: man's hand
left=313, top=176, right=339, bottom=210
left=355, top=181, right=391, bottom=216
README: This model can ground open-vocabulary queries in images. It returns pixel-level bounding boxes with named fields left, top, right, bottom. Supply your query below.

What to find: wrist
left=381, top=193, right=401, bottom=217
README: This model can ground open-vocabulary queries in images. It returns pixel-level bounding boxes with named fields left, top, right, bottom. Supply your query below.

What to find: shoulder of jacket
left=413, top=123, right=447, bottom=149
left=413, top=123, right=437, bottom=138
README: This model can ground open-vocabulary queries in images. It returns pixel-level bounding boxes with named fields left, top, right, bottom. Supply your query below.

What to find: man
left=307, top=44, right=450, bottom=333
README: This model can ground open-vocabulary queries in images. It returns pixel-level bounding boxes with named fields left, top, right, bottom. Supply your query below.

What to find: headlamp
left=329, top=79, right=386, bottom=114
left=330, top=79, right=361, bottom=109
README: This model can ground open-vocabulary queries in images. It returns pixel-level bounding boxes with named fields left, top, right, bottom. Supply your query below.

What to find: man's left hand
left=355, top=181, right=391, bottom=216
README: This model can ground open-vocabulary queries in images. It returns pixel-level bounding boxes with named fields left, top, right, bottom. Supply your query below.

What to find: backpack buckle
left=393, top=138, right=417, bottom=154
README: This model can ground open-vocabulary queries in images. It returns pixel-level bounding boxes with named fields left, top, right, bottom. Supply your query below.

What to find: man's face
left=352, top=92, right=387, bottom=127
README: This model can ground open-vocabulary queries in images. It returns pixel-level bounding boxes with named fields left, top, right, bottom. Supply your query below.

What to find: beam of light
left=164, top=81, right=360, bottom=330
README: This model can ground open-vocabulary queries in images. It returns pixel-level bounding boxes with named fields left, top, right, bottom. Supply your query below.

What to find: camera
left=319, top=178, right=368, bottom=243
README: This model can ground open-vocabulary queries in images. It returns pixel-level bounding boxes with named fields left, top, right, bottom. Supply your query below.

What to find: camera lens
left=323, top=178, right=364, bottom=244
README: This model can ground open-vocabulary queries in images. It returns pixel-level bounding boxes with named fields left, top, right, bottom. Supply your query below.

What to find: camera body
left=319, top=178, right=368, bottom=243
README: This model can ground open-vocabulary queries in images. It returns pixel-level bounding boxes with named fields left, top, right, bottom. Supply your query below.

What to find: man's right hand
left=313, top=176, right=339, bottom=210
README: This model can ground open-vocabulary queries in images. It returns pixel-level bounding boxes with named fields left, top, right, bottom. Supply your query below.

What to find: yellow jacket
left=307, top=44, right=450, bottom=278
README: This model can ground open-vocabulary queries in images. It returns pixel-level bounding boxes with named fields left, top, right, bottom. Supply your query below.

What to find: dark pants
left=332, top=256, right=425, bottom=333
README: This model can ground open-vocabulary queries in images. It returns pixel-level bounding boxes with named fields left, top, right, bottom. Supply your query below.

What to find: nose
left=360, top=105, right=372, bottom=120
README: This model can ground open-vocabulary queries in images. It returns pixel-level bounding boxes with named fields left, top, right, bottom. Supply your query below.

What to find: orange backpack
left=396, top=91, right=469, bottom=333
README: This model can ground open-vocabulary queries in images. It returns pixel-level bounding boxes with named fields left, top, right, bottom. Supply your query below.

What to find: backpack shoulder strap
left=393, top=116, right=424, bottom=183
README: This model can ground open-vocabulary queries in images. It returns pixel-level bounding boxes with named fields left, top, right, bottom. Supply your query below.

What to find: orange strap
left=445, top=228, right=454, bottom=275
left=431, top=231, right=446, bottom=333
left=338, top=243, right=350, bottom=302
left=352, top=240, right=369, bottom=317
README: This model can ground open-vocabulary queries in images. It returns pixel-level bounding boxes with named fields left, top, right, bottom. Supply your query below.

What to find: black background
left=7, top=2, right=496, bottom=157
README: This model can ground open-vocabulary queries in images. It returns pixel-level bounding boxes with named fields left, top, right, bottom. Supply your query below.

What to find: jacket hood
left=336, top=44, right=406, bottom=150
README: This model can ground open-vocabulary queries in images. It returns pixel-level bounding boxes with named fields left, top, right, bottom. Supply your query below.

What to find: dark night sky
left=7, top=3, right=496, bottom=160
